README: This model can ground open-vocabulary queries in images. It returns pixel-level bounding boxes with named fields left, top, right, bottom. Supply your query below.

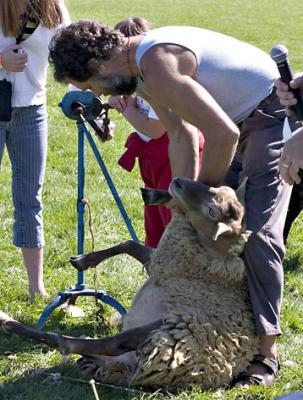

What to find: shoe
left=232, top=354, right=280, bottom=388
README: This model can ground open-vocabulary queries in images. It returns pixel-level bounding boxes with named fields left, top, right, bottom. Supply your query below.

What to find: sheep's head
left=142, top=178, right=249, bottom=258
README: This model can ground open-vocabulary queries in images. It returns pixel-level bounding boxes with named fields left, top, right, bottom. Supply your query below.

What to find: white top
left=0, top=1, right=70, bottom=107
left=135, top=95, right=158, bottom=142
left=135, top=26, right=279, bottom=124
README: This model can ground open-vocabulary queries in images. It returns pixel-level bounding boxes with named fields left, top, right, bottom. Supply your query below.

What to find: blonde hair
left=114, top=17, right=153, bottom=37
left=0, top=0, right=63, bottom=37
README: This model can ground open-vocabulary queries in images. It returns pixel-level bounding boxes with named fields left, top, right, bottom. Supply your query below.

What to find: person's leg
left=283, top=182, right=303, bottom=242
left=143, top=205, right=165, bottom=248
left=0, top=122, right=6, bottom=167
left=6, top=105, right=48, bottom=298
left=155, top=134, right=173, bottom=239
left=234, top=97, right=296, bottom=387
left=139, top=134, right=171, bottom=247
left=22, top=247, right=47, bottom=297
left=223, top=151, right=243, bottom=189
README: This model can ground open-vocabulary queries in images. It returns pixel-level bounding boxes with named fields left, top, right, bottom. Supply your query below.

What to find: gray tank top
left=135, top=26, right=279, bottom=124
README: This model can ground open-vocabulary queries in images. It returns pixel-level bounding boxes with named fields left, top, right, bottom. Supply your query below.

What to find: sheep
left=0, top=177, right=259, bottom=390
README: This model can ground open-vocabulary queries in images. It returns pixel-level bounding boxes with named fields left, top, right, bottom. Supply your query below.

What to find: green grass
left=1, top=0, right=303, bottom=399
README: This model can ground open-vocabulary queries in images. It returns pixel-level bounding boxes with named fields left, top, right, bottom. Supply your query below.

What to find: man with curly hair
left=48, top=20, right=299, bottom=388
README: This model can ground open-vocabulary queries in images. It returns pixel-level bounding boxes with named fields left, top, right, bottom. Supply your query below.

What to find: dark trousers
left=225, top=94, right=298, bottom=336
left=284, top=182, right=303, bottom=242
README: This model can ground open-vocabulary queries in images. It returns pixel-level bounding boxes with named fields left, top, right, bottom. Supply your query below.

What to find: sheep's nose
left=140, top=188, right=172, bottom=205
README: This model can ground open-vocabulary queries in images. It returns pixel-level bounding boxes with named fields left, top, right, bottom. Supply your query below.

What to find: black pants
left=284, top=182, right=303, bottom=243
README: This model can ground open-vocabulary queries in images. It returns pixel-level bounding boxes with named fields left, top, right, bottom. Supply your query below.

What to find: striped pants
left=0, top=105, right=47, bottom=248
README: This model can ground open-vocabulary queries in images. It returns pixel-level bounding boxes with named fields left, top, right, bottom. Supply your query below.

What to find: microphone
left=270, top=44, right=303, bottom=121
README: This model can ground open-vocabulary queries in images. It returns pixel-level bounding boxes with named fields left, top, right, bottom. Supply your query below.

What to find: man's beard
left=98, top=74, right=138, bottom=95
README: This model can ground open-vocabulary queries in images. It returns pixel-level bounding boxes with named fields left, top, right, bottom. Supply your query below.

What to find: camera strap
left=0, top=6, right=38, bottom=121
left=16, top=6, right=39, bottom=45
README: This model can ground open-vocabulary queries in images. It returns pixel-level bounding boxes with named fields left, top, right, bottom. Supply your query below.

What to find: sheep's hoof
left=77, top=356, right=100, bottom=376
left=70, top=253, right=100, bottom=271
left=0, top=311, right=13, bottom=326
left=69, top=255, right=90, bottom=271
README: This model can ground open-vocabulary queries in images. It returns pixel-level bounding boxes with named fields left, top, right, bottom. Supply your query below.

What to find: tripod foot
left=36, top=288, right=126, bottom=330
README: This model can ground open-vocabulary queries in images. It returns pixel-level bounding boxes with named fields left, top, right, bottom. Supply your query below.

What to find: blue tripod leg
left=36, top=120, right=129, bottom=330
left=84, top=127, right=139, bottom=243
left=36, top=292, right=70, bottom=330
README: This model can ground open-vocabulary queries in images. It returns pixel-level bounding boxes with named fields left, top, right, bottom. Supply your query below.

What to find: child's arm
left=122, top=96, right=166, bottom=139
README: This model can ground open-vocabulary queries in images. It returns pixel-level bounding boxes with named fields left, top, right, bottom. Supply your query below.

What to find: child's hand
left=96, top=120, right=116, bottom=142
left=105, top=121, right=116, bottom=141
left=108, top=95, right=127, bottom=113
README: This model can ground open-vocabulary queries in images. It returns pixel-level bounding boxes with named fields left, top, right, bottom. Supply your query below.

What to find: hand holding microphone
left=271, top=44, right=303, bottom=121
left=275, top=74, right=303, bottom=117
left=270, top=44, right=303, bottom=184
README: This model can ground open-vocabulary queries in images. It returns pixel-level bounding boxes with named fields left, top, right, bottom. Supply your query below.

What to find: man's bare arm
left=149, top=104, right=201, bottom=179
left=141, top=46, right=240, bottom=185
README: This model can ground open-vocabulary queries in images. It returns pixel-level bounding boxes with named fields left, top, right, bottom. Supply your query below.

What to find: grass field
left=1, top=1, right=303, bottom=399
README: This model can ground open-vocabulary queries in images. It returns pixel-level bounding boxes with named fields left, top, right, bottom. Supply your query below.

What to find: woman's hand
left=1, top=44, right=28, bottom=72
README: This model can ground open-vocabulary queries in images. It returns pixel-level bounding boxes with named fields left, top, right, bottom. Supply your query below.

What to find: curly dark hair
left=48, top=20, right=124, bottom=82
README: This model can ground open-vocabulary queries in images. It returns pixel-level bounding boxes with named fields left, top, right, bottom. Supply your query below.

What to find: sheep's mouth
left=140, top=188, right=172, bottom=205
left=168, top=180, right=181, bottom=199
left=140, top=178, right=189, bottom=205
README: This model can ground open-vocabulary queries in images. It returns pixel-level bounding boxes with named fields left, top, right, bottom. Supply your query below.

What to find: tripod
left=36, top=92, right=138, bottom=329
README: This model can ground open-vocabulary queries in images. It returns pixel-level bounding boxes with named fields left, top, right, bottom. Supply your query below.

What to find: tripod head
left=59, top=91, right=113, bottom=140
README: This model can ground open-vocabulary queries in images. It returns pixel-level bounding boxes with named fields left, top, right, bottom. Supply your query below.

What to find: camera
left=0, top=79, right=12, bottom=121
left=59, top=90, right=104, bottom=121
left=59, top=91, right=112, bottom=140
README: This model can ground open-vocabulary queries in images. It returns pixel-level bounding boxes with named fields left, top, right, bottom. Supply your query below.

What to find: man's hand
left=1, top=44, right=28, bottom=72
left=279, top=127, right=303, bottom=185
left=275, top=73, right=303, bottom=116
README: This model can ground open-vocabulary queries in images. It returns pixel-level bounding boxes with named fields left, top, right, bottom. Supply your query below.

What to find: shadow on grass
left=0, top=363, right=145, bottom=400
left=284, top=252, right=303, bottom=274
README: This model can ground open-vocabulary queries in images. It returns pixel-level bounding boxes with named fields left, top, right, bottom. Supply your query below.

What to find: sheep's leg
left=0, top=311, right=161, bottom=356
left=0, top=312, right=60, bottom=348
left=70, top=240, right=153, bottom=271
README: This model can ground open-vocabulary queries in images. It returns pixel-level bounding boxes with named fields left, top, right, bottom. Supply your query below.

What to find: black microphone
left=270, top=44, right=303, bottom=121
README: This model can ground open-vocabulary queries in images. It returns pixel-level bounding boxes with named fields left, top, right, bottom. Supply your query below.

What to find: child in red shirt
left=109, top=18, right=204, bottom=247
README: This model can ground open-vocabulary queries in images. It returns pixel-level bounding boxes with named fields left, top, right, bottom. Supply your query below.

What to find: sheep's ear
left=212, top=222, right=233, bottom=241
left=235, top=176, right=247, bottom=205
